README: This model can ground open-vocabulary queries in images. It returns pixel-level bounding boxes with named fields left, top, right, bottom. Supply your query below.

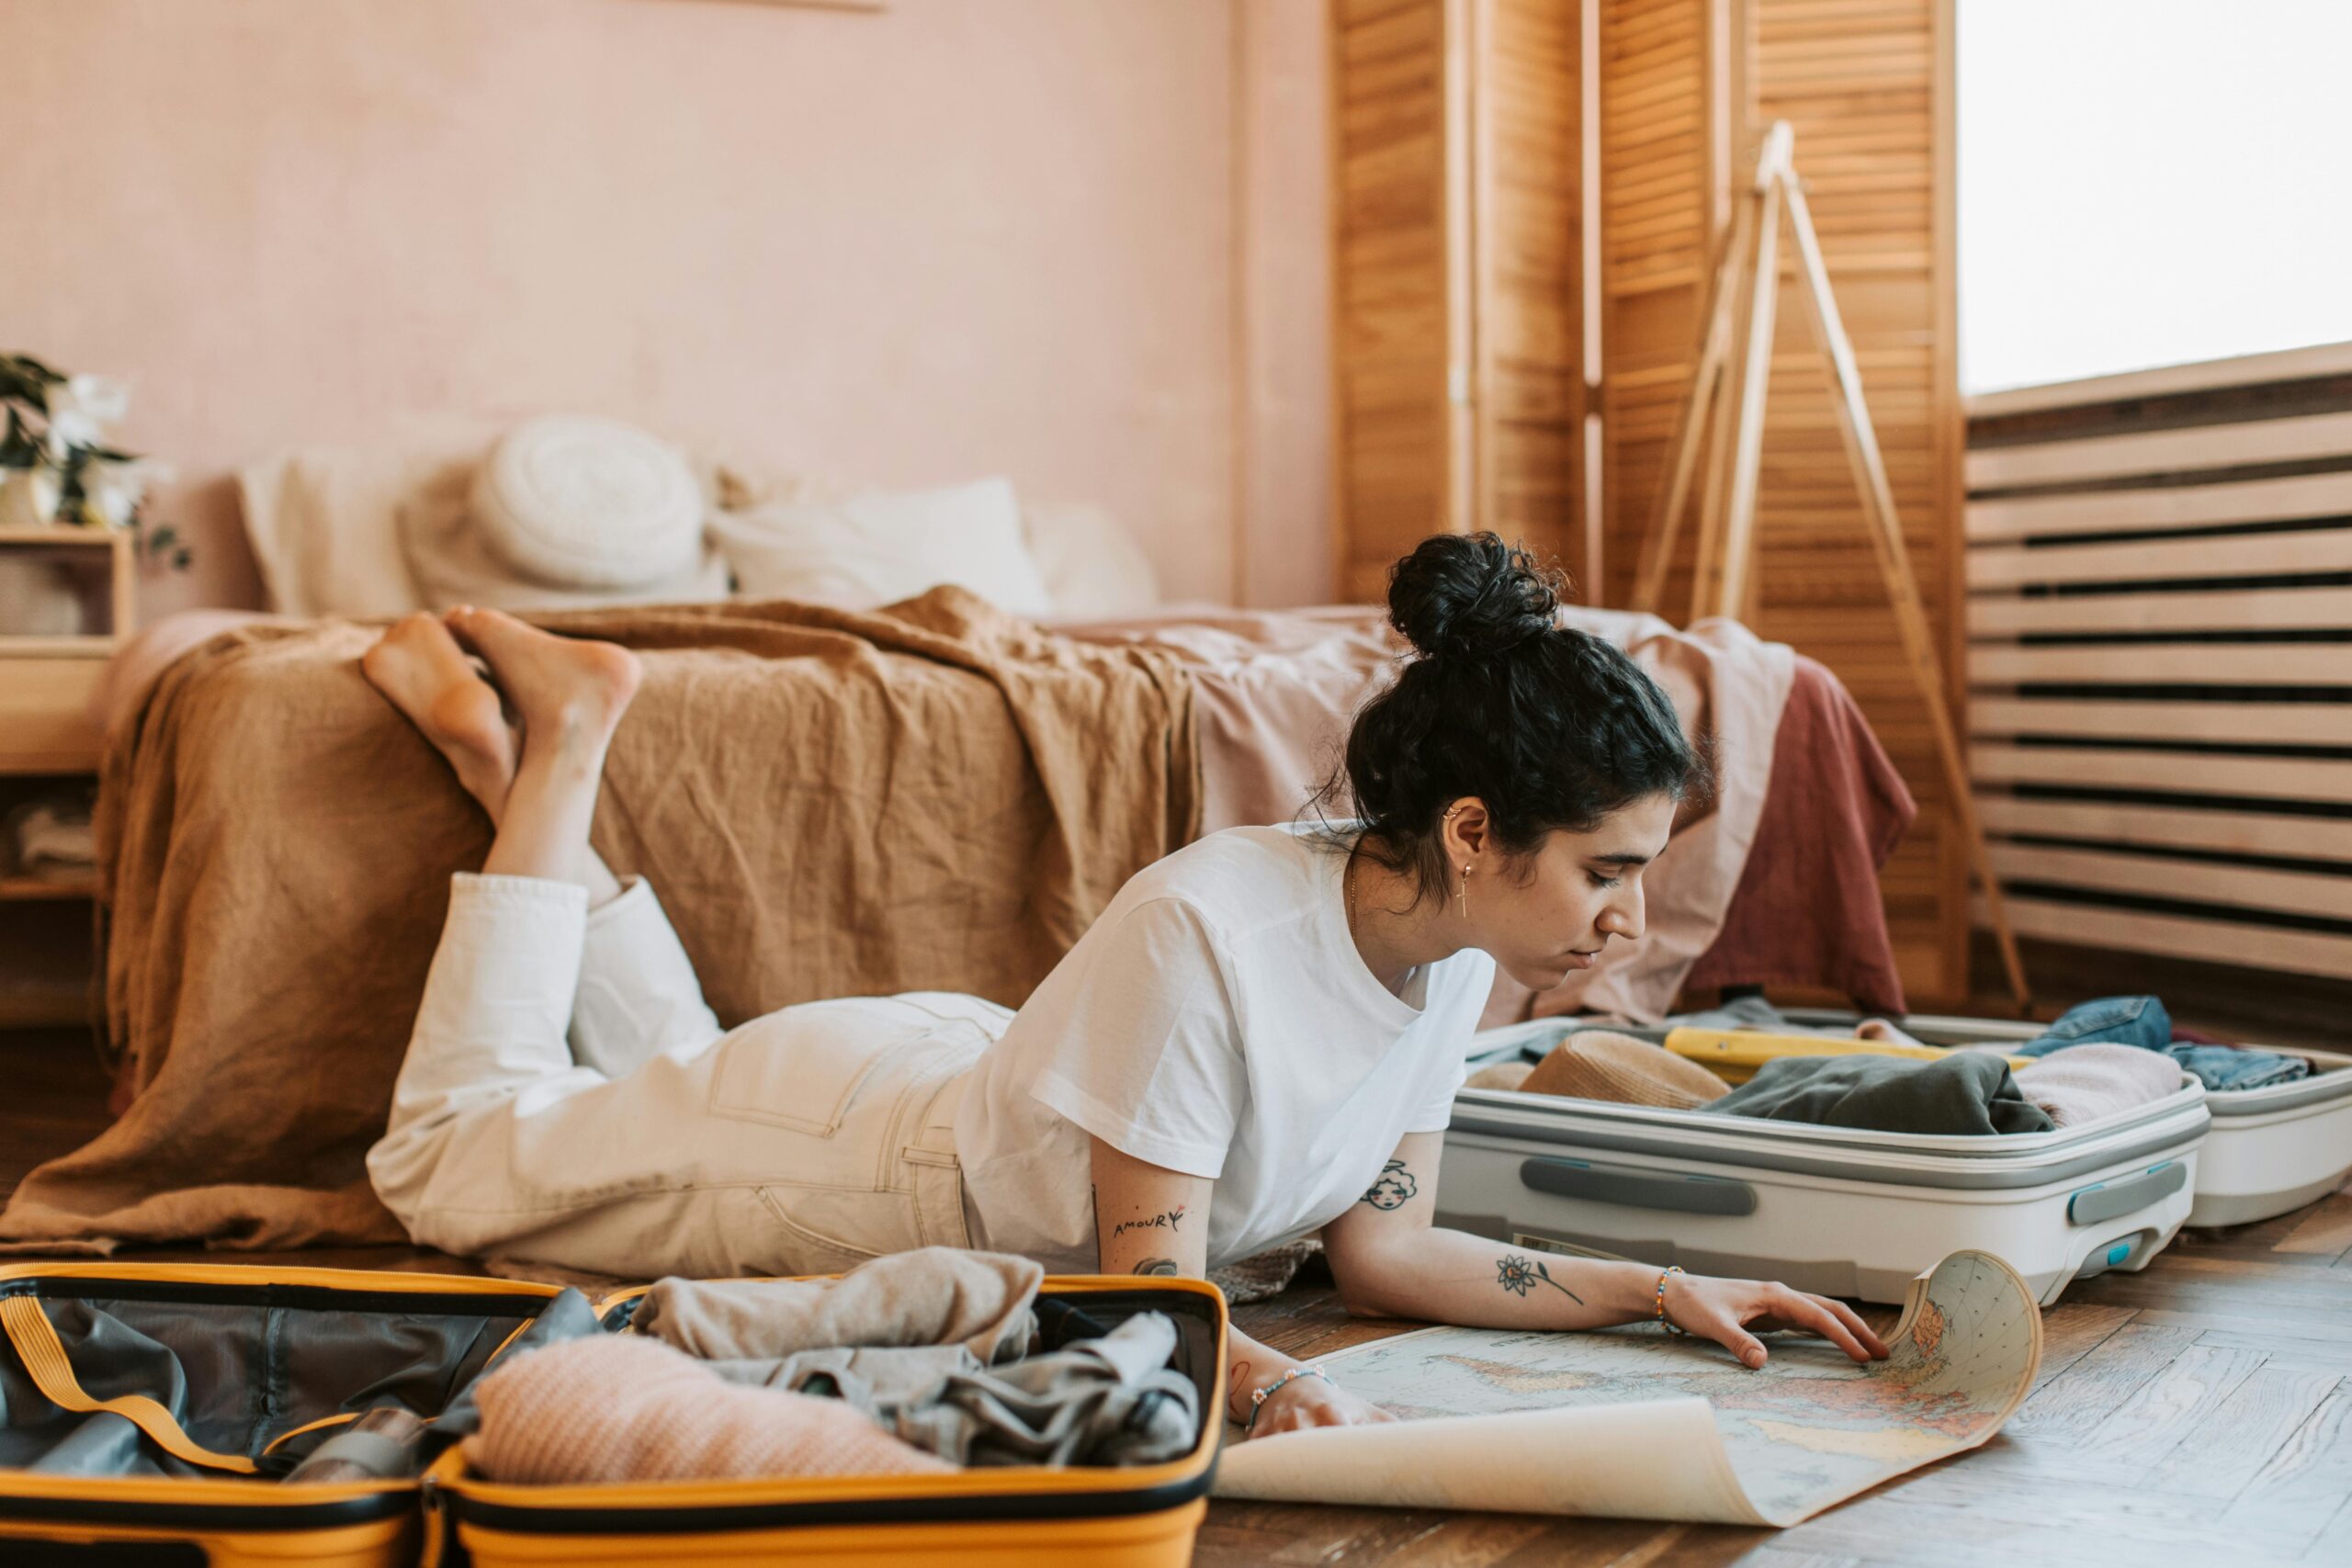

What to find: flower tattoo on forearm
left=1495, top=1253, right=1584, bottom=1303
left=1359, top=1158, right=1418, bottom=1210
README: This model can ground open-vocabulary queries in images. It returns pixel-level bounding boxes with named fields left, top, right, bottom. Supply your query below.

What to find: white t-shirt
left=954, top=823, right=1497, bottom=1271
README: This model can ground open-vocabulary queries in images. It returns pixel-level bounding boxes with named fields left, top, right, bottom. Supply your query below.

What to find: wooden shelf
left=0, top=635, right=117, bottom=659
left=0, top=524, right=135, bottom=657
left=0, top=657, right=107, bottom=775
left=0, top=901, right=94, bottom=1029
left=0, top=525, right=122, bottom=547
left=0, top=874, right=96, bottom=902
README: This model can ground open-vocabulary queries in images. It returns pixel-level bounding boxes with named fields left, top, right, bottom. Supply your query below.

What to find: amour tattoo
left=1495, top=1253, right=1585, bottom=1304
left=1111, top=1206, right=1186, bottom=1240
left=1359, top=1158, right=1418, bottom=1210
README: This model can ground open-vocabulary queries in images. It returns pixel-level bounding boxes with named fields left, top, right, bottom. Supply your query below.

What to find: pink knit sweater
left=466, top=1334, right=954, bottom=1484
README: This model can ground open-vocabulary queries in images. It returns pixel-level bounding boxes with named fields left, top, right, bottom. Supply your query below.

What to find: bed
left=0, top=426, right=1915, bottom=1257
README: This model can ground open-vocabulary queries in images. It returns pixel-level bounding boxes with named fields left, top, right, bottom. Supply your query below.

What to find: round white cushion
left=469, top=415, right=705, bottom=590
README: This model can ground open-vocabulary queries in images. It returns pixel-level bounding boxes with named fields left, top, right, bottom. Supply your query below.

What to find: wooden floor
left=6, top=1026, right=2352, bottom=1566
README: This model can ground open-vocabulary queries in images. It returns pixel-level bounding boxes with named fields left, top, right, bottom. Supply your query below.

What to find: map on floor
left=1212, top=1248, right=2042, bottom=1526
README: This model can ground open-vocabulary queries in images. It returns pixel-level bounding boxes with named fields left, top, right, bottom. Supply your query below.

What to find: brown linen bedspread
left=0, top=590, right=1197, bottom=1252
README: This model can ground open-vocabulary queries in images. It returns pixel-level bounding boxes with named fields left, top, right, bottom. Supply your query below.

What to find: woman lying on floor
left=361, top=531, right=1885, bottom=1438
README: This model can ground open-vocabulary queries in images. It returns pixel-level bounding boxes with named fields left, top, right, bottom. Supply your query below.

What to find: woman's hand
left=1665, top=1272, right=1889, bottom=1369
left=1242, top=1374, right=1398, bottom=1438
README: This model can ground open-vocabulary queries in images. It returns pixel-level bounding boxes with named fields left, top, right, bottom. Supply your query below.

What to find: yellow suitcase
left=0, top=1261, right=1227, bottom=1568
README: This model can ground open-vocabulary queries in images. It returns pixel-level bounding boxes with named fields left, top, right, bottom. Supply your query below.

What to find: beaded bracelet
left=1655, top=1265, right=1688, bottom=1336
left=1245, top=1365, right=1331, bottom=1431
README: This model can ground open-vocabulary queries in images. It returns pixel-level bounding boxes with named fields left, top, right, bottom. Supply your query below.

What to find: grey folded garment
left=1704, top=1052, right=2054, bottom=1135
left=633, top=1247, right=1043, bottom=1365
left=709, top=1313, right=1199, bottom=1468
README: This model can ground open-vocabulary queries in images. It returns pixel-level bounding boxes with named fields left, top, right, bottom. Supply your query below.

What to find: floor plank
left=2066, top=1343, right=2267, bottom=1477
left=2002, top=1323, right=2203, bottom=1443
left=2275, top=1195, right=2352, bottom=1259
left=2146, top=1364, right=2343, bottom=1500
left=2222, top=1380, right=2352, bottom=1538
left=2032, top=1302, right=2140, bottom=1388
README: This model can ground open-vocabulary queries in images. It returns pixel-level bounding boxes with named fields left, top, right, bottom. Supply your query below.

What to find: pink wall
left=4, top=0, right=1332, bottom=617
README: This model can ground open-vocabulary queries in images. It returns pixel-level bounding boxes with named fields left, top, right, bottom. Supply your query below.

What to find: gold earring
left=1459, top=863, right=1471, bottom=919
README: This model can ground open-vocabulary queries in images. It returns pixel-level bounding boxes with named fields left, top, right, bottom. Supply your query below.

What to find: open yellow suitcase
left=0, top=1261, right=1227, bottom=1568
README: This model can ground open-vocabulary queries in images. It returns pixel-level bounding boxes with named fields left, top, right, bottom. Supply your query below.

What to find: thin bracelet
left=1244, top=1365, right=1331, bottom=1431
left=1655, top=1265, right=1688, bottom=1336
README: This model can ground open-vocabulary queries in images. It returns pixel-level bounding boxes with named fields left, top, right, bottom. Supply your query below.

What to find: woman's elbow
left=1327, top=1245, right=1407, bottom=1318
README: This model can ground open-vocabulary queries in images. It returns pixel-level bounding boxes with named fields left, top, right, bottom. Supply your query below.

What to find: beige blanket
left=0, top=591, right=1196, bottom=1252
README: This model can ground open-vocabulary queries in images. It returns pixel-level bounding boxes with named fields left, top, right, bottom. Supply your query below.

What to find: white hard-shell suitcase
left=1442, top=1017, right=2211, bottom=1306
left=1850, top=1011, right=2352, bottom=1229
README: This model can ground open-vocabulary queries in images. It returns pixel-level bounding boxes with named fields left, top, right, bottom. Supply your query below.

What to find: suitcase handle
left=1519, top=1157, right=1758, bottom=1216
left=2068, top=1160, right=2187, bottom=1226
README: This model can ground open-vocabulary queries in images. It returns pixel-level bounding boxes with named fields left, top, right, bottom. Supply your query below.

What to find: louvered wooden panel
left=1600, top=0, right=1964, bottom=1004
left=1333, top=0, right=1455, bottom=603
left=1334, top=0, right=1965, bottom=1001
left=1597, top=0, right=1708, bottom=610
left=1747, top=0, right=1961, bottom=1002
left=1965, top=345, right=2352, bottom=982
left=1476, top=0, right=1585, bottom=580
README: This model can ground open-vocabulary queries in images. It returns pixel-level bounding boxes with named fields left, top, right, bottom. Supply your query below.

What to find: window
left=1958, top=0, right=2352, bottom=393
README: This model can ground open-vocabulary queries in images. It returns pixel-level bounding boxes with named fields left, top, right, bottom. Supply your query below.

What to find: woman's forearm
left=1336, top=1225, right=1668, bottom=1330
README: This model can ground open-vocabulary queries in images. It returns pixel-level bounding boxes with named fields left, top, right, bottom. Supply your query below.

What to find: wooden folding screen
left=1329, top=0, right=1585, bottom=604
left=1595, top=0, right=1965, bottom=1003
left=1331, top=0, right=1965, bottom=1003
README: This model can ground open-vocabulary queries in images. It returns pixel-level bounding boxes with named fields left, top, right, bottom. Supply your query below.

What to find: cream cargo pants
left=367, top=873, right=1011, bottom=1279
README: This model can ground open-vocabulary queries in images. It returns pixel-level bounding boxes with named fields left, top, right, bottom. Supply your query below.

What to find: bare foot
left=360, top=613, right=520, bottom=819
left=442, top=606, right=641, bottom=759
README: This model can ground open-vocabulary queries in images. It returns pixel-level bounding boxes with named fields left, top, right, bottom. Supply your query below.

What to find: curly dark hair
left=1307, top=531, right=1704, bottom=907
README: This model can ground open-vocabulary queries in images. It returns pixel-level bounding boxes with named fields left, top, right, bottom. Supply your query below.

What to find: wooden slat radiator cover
left=1964, top=344, right=2352, bottom=978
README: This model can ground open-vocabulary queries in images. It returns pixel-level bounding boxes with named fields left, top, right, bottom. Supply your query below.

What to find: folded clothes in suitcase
left=1443, top=1018, right=2212, bottom=1306
left=1835, top=1010, right=2352, bottom=1229
left=0, top=1262, right=1226, bottom=1568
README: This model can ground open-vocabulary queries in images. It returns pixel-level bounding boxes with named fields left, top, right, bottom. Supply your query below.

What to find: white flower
left=42, top=375, right=128, bottom=461
left=44, top=411, right=100, bottom=460
left=82, top=468, right=138, bottom=528
left=55, top=374, right=130, bottom=426
left=81, top=457, right=164, bottom=529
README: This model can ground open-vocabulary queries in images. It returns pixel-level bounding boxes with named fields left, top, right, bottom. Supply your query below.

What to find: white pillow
left=470, top=415, right=706, bottom=590
left=1021, top=502, right=1160, bottom=616
left=400, top=463, right=731, bottom=612
left=236, top=416, right=503, bottom=615
left=712, top=477, right=1055, bottom=617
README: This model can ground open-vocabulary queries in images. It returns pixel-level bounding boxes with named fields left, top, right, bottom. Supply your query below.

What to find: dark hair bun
left=1387, top=532, right=1561, bottom=660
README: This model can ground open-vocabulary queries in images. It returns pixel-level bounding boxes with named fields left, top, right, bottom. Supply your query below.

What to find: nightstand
left=0, top=525, right=131, bottom=1027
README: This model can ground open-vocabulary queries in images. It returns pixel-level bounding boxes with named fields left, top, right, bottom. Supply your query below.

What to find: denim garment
left=2165, top=1044, right=2309, bottom=1092
left=2014, top=994, right=2307, bottom=1092
left=2014, top=995, right=2172, bottom=1058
